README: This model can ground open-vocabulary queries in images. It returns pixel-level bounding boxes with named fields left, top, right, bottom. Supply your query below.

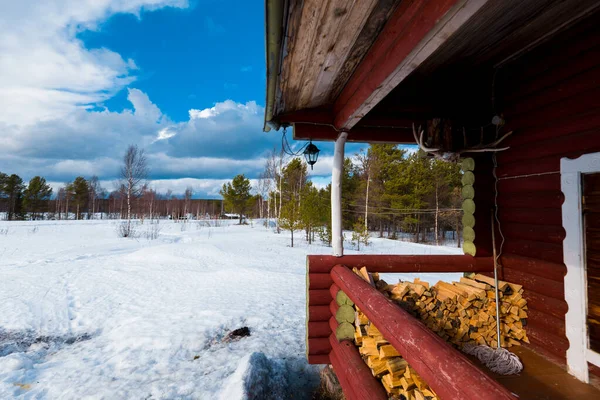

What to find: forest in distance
left=0, top=144, right=463, bottom=245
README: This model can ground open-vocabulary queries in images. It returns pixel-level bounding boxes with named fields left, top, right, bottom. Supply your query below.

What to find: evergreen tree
left=341, top=157, right=360, bottom=230
left=220, top=174, right=252, bottom=224
left=24, top=176, right=52, bottom=220
left=4, top=174, right=25, bottom=220
left=281, top=157, right=307, bottom=202
left=280, top=197, right=302, bottom=247
left=300, top=184, right=320, bottom=244
left=69, top=177, right=89, bottom=220
left=0, top=172, right=7, bottom=217
left=351, top=217, right=370, bottom=251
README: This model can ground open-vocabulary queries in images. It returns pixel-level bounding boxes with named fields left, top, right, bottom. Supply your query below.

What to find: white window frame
left=561, top=152, right=600, bottom=383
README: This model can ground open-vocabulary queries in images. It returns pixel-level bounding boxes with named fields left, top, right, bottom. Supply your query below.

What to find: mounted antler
left=412, top=123, right=439, bottom=152
left=412, top=122, right=512, bottom=163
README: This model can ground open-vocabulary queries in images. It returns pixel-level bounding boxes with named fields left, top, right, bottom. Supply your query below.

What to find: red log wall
left=474, top=17, right=600, bottom=366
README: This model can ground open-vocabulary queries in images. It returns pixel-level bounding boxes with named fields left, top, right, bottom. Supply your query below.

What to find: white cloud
left=0, top=0, right=188, bottom=126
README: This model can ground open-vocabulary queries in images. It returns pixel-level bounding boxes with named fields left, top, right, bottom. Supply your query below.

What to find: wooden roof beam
left=333, top=0, right=489, bottom=130
left=292, top=122, right=414, bottom=144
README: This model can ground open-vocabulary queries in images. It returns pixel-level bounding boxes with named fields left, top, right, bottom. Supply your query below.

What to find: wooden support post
left=332, top=132, right=348, bottom=256
left=330, top=265, right=516, bottom=400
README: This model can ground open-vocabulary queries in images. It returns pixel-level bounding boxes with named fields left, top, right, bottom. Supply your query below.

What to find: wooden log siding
left=306, top=254, right=494, bottom=273
left=472, top=17, right=600, bottom=367
left=305, top=254, right=494, bottom=363
left=330, top=265, right=516, bottom=400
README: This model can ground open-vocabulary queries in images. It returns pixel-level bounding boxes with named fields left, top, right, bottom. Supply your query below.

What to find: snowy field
left=0, top=219, right=462, bottom=399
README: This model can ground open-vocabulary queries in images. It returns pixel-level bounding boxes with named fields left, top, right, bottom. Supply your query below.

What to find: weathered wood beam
left=307, top=254, right=494, bottom=273
left=333, top=0, right=488, bottom=130
left=329, top=334, right=388, bottom=400
left=330, top=265, right=516, bottom=400
left=293, top=123, right=413, bottom=143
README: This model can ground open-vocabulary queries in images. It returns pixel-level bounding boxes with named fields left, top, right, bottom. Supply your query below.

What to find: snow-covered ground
left=0, top=219, right=462, bottom=399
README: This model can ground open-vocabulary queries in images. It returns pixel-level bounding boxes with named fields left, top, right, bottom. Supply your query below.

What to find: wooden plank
left=527, top=308, right=566, bottom=338
left=328, top=0, right=402, bottom=103
left=279, top=0, right=329, bottom=112
left=498, top=208, right=562, bottom=227
left=497, top=173, right=560, bottom=193
left=307, top=0, right=380, bottom=107
left=307, top=254, right=493, bottom=273
left=309, top=289, right=332, bottom=306
left=330, top=265, right=516, bottom=400
left=308, top=321, right=333, bottom=338
left=504, top=43, right=600, bottom=102
left=523, top=290, right=568, bottom=320
left=500, top=267, right=564, bottom=300
left=503, top=239, right=563, bottom=264
left=308, top=338, right=332, bottom=355
left=309, top=273, right=334, bottom=289
left=499, top=107, right=600, bottom=148
left=505, top=64, right=600, bottom=117
left=496, top=191, right=564, bottom=210
left=506, top=86, right=600, bottom=131
left=526, top=323, right=569, bottom=354
left=500, top=222, right=565, bottom=245
left=333, top=0, right=484, bottom=130
left=293, top=123, right=414, bottom=143
left=499, top=127, right=600, bottom=165
left=329, top=334, right=388, bottom=400
left=309, top=305, right=332, bottom=322
left=499, top=254, right=566, bottom=282
left=307, top=354, right=330, bottom=364
left=329, top=335, right=387, bottom=400
left=328, top=350, right=358, bottom=399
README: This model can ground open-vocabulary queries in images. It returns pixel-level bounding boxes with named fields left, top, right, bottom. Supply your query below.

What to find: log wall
left=473, top=16, right=600, bottom=367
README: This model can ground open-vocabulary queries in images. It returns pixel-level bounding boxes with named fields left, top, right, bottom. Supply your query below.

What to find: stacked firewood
left=350, top=267, right=529, bottom=399
left=352, top=267, right=439, bottom=399
left=354, top=306, right=439, bottom=399
left=387, top=272, right=529, bottom=348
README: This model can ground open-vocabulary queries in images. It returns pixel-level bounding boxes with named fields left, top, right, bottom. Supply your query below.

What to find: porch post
left=332, top=131, right=348, bottom=257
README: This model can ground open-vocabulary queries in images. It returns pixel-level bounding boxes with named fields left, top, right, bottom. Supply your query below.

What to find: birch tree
left=120, top=145, right=148, bottom=237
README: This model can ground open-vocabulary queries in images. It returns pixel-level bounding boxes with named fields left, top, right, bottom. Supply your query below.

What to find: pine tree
left=3, top=174, right=25, bottom=221
left=280, top=198, right=302, bottom=247
left=300, top=184, right=321, bottom=244
left=220, top=174, right=252, bottom=225
left=24, top=176, right=52, bottom=220
left=351, top=217, right=370, bottom=251
left=70, top=177, right=89, bottom=220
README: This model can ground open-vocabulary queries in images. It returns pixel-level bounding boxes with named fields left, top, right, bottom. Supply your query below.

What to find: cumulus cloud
left=0, top=90, right=287, bottom=196
left=0, top=1, right=338, bottom=198
left=0, top=0, right=188, bottom=126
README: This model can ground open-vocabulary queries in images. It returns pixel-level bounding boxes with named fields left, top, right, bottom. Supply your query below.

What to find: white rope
left=462, top=344, right=523, bottom=375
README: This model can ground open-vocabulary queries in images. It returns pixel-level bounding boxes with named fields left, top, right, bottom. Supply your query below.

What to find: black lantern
left=303, top=141, right=320, bottom=170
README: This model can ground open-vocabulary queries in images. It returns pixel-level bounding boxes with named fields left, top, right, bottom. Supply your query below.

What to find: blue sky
left=0, top=0, right=355, bottom=198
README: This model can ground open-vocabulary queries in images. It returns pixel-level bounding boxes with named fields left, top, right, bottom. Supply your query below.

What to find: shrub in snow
left=144, top=223, right=161, bottom=240
left=117, top=221, right=137, bottom=238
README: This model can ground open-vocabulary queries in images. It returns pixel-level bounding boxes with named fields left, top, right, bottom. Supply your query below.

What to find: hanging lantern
left=303, top=141, right=320, bottom=170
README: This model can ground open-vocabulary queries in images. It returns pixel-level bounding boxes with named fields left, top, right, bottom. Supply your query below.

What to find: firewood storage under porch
left=306, top=255, right=600, bottom=400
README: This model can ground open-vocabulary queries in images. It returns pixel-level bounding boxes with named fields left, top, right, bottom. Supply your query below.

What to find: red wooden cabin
left=264, top=1, right=600, bottom=398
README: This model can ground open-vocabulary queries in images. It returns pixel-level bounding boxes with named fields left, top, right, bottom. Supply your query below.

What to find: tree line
left=221, top=144, right=462, bottom=247
left=0, top=171, right=228, bottom=222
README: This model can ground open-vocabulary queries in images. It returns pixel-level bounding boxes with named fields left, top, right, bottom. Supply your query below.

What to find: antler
left=459, top=130, right=513, bottom=154
left=412, top=123, right=439, bottom=152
